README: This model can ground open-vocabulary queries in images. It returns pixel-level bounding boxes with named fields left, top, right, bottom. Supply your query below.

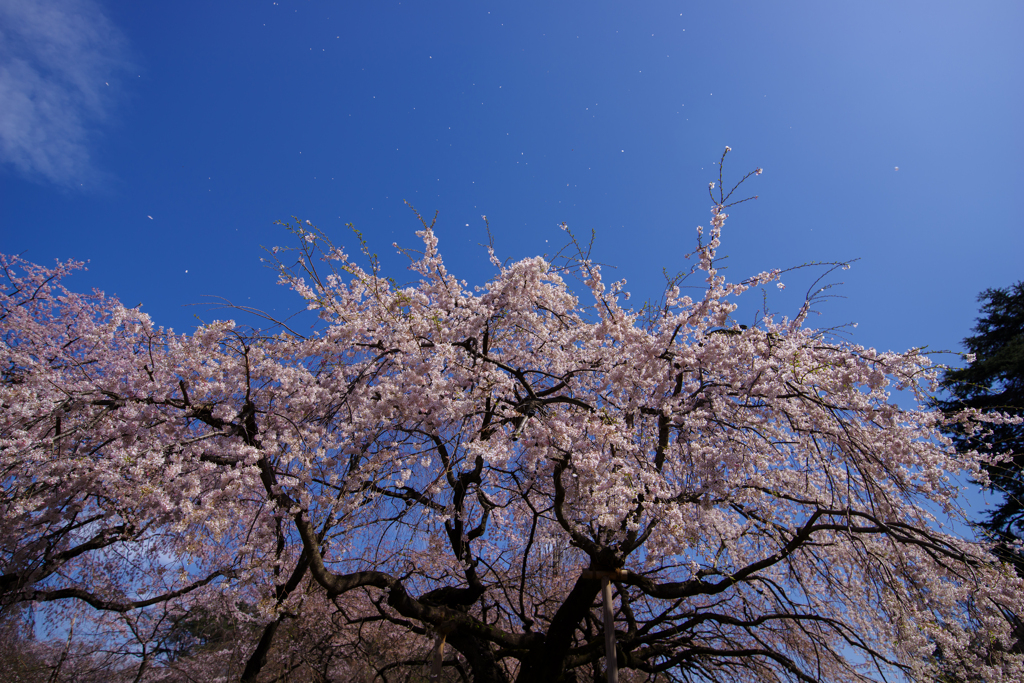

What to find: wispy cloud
left=0, top=0, right=131, bottom=188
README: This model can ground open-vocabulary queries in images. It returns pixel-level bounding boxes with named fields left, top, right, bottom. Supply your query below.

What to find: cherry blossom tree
left=3, top=151, right=1023, bottom=682
left=258, top=217, right=1021, bottom=682
left=0, top=254, right=240, bottom=611
left=0, top=253, right=313, bottom=680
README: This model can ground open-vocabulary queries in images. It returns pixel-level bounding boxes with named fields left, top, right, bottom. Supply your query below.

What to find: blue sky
left=2, top=0, right=1022, bottom=363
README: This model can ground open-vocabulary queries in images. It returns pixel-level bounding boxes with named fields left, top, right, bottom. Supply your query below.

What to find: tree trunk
left=515, top=577, right=600, bottom=683
left=447, top=629, right=510, bottom=683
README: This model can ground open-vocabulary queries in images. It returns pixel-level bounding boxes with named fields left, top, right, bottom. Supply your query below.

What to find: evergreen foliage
left=939, top=282, right=1024, bottom=573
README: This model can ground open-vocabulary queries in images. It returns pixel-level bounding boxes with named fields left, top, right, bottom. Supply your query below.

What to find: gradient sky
left=2, top=1, right=1022, bottom=373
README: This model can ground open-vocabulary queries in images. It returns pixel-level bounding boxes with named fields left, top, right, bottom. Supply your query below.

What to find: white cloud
left=0, top=0, right=131, bottom=188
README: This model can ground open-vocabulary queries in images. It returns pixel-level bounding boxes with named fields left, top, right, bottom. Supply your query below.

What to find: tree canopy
left=938, top=281, right=1024, bottom=574
left=3, top=163, right=1023, bottom=682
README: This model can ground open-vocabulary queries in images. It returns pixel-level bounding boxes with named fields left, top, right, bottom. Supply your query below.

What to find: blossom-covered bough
left=2, top=152, right=1022, bottom=681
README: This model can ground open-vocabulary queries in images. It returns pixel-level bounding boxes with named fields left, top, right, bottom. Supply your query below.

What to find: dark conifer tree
left=939, top=281, right=1024, bottom=574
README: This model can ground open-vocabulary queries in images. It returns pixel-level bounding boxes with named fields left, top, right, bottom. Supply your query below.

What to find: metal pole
left=602, top=576, right=618, bottom=683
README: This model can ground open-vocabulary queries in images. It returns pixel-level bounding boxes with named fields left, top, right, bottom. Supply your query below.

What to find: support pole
left=601, top=576, right=618, bottom=683
left=428, top=623, right=455, bottom=682
left=581, top=569, right=627, bottom=683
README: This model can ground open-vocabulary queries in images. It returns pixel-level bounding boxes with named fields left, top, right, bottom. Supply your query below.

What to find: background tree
left=937, top=282, right=1024, bottom=574
left=0, top=252, right=321, bottom=681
